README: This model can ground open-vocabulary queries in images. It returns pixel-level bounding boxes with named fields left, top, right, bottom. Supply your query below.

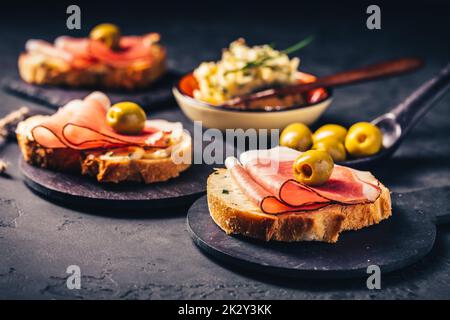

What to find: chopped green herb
left=222, top=189, right=229, bottom=194
left=224, top=35, right=313, bottom=75
left=282, top=35, right=314, bottom=55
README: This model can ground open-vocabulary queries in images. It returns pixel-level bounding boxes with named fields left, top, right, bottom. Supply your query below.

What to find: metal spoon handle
left=392, top=62, right=450, bottom=135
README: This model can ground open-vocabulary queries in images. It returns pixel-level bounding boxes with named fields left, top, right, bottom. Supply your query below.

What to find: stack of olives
left=280, top=122, right=383, bottom=161
left=280, top=122, right=383, bottom=186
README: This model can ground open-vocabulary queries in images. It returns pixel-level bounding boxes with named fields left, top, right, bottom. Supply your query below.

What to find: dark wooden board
left=187, top=194, right=439, bottom=279
left=3, top=71, right=180, bottom=111
left=20, top=157, right=212, bottom=210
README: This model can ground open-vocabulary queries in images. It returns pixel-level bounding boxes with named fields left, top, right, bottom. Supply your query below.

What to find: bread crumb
left=0, top=160, right=8, bottom=174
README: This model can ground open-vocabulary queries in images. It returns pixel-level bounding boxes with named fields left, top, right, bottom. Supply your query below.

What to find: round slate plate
left=20, top=157, right=212, bottom=210
left=3, top=71, right=180, bottom=111
left=187, top=195, right=436, bottom=279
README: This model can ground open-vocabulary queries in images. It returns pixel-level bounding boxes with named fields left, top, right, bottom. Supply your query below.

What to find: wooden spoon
left=224, top=57, right=424, bottom=107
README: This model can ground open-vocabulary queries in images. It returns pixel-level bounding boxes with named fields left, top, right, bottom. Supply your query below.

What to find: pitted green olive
left=90, top=23, right=121, bottom=49
left=292, top=150, right=334, bottom=186
left=313, top=124, right=347, bottom=143
left=279, top=123, right=313, bottom=152
left=106, top=102, right=146, bottom=135
left=345, top=122, right=382, bottom=157
left=312, top=137, right=347, bottom=162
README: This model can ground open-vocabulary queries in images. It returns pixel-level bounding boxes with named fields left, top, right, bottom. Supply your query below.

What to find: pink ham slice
left=245, top=159, right=380, bottom=206
left=55, top=36, right=90, bottom=57
left=226, top=157, right=329, bottom=215
left=26, top=39, right=74, bottom=62
left=225, top=147, right=381, bottom=215
left=245, top=160, right=330, bottom=206
left=27, top=38, right=95, bottom=69
left=87, top=34, right=158, bottom=68
left=31, top=98, right=84, bottom=149
left=27, top=34, right=159, bottom=69
left=31, top=92, right=169, bottom=150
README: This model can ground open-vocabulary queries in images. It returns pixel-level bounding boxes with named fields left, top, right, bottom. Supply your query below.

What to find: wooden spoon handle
left=315, top=57, right=424, bottom=87
left=225, top=57, right=424, bottom=107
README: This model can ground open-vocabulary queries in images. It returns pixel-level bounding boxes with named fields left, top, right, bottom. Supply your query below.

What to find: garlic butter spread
left=193, top=38, right=300, bottom=105
left=94, top=131, right=191, bottom=162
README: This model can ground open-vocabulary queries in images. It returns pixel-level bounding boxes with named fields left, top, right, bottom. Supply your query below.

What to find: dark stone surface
left=188, top=195, right=437, bottom=279
left=20, top=157, right=210, bottom=210
left=1, top=1, right=450, bottom=299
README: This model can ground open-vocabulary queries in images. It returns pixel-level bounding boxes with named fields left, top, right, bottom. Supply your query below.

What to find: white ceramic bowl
left=173, top=73, right=333, bottom=130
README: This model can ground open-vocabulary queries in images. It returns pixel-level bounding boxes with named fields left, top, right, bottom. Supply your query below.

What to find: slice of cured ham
left=54, top=36, right=91, bottom=60
left=31, top=92, right=171, bottom=150
left=26, top=39, right=74, bottom=62
left=225, top=157, right=328, bottom=215
left=26, top=34, right=159, bottom=68
left=88, top=34, right=158, bottom=67
left=225, top=147, right=381, bottom=215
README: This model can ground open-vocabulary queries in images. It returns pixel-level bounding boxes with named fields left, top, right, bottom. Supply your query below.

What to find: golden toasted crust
left=81, top=154, right=191, bottom=184
left=17, top=130, right=81, bottom=172
left=207, top=169, right=392, bottom=243
left=16, top=116, right=191, bottom=184
left=18, top=45, right=166, bottom=90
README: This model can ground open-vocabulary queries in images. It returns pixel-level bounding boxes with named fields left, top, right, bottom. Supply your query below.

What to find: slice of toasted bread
left=16, top=115, right=82, bottom=172
left=80, top=137, right=192, bottom=183
left=16, top=115, right=191, bottom=183
left=18, top=45, right=166, bottom=90
left=207, top=168, right=392, bottom=243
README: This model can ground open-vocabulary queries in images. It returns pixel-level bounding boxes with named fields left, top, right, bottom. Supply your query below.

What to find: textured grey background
left=0, top=1, right=450, bottom=299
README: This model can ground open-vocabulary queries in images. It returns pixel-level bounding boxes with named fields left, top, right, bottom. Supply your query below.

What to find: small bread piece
left=16, top=115, right=191, bottom=183
left=81, top=155, right=190, bottom=184
left=207, top=168, right=392, bottom=243
left=16, top=115, right=81, bottom=171
left=81, top=134, right=192, bottom=183
left=18, top=45, right=166, bottom=90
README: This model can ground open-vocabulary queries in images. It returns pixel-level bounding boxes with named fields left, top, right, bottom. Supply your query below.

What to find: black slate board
left=20, top=157, right=212, bottom=210
left=187, top=191, right=444, bottom=279
left=3, top=71, right=180, bottom=110
left=390, top=186, right=450, bottom=225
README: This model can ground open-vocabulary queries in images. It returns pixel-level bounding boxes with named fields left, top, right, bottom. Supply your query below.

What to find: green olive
left=106, top=102, right=146, bottom=135
left=292, top=150, right=334, bottom=186
left=313, top=124, right=347, bottom=143
left=345, top=122, right=382, bottom=158
left=90, top=23, right=121, bottom=49
left=312, top=137, right=347, bottom=162
left=279, top=123, right=313, bottom=152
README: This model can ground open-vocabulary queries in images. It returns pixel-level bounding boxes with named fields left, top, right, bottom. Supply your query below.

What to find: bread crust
left=18, top=45, right=166, bottom=90
left=17, top=129, right=81, bottom=172
left=207, top=168, right=392, bottom=243
left=16, top=116, right=191, bottom=184
left=81, top=154, right=190, bottom=184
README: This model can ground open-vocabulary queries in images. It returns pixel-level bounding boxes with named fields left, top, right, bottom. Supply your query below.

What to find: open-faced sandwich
left=207, top=147, right=391, bottom=243
left=16, top=92, right=191, bottom=183
left=19, top=23, right=166, bottom=90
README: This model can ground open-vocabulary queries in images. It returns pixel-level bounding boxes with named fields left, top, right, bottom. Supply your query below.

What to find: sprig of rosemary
left=224, top=35, right=314, bottom=75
